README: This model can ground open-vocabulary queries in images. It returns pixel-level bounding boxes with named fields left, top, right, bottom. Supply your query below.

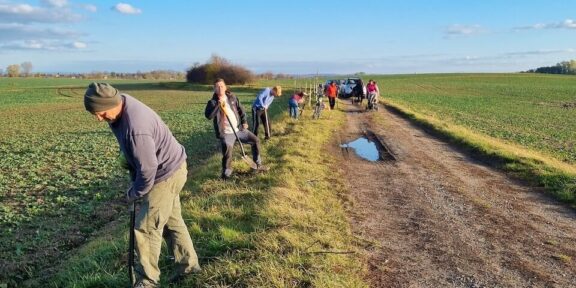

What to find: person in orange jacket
left=325, top=81, right=338, bottom=110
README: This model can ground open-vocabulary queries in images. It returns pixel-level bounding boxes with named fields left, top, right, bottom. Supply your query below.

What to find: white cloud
left=2, top=39, right=52, bottom=50
left=83, top=4, right=97, bottom=12
left=0, top=39, right=88, bottom=50
left=21, top=40, right=44, bottom=49
left=41, top=0, right=67, bottom=8
left=71, top=41, right=86, bottom=49
left=560, top=19, right=576, bottom=29
left=113, top=3, right=141, bottom=15
left=0, top=2, right=87, bottom=52
left=519, top=23, right=547, bottom=30
left=0, top=22, right=87, bottom=52
left=515, top=19, right=576, bottom=30
left=0, top=23, right=81, bottom=41
left=445, top=24, right=485, bottom=37
left=0, top=3, right=36, bottom=14
left=503, top=49, right=576, bottom=57
left=443, top=49, right=576, bottom=67
left=0, top=3, right=82, bottom=23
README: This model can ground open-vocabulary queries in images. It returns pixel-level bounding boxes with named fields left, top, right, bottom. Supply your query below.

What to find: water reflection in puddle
left=340, top=137, right=380, bottom=161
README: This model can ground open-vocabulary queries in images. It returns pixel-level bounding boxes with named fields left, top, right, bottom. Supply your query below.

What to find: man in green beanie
left=84, top=83, right=200, bottom=287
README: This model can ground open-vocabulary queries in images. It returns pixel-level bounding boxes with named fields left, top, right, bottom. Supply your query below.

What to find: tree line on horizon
left=524, top=59, right=576, bottom=75
left=1, top=62, right=187, bottom=80
left=1, top=56, right=293, bottom=82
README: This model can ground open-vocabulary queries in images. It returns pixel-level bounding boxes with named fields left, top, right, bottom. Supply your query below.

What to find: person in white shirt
left=205, top=78, right=268, bottom=179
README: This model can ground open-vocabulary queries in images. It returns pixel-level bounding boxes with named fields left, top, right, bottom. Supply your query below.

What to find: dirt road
left=335, top=100, right=576, bottom=287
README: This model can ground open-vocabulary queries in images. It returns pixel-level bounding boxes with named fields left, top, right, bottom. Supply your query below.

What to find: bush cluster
left=186, top=55, right=254, bottom=85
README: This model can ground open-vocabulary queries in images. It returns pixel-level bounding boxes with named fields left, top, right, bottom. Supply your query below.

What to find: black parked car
left=339, top=78, right=365, bottom=102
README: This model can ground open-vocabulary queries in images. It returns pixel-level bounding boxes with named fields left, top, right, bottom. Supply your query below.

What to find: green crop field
left=357, top=73, right=575, bottom=202
left=0, top=79, right=253, bottom=284
left=371, top=73, right=576, bottom=165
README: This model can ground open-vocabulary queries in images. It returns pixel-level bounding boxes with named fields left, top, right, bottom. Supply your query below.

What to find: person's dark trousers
left=252, top=107, right=271, bottom=139
left=220, top=130, right=262, bottom=177
left=328, top=97, right=336, bottom=110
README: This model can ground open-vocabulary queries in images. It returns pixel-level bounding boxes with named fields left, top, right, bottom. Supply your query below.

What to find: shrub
left=186, top=55, right=254, bottom=85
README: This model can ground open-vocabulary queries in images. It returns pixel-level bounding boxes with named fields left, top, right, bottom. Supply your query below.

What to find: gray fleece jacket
left=110, top=94, right=187, bottom=199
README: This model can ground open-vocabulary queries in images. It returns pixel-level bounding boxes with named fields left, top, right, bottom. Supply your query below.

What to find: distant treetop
left=525, top=60, right=576, bottom=75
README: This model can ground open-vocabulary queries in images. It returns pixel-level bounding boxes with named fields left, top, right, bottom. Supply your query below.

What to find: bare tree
left=21, top=61, right=33, bottom=77
left=7, top=64, right=20, bottom=77
left=570, top=60, right=576, bottom=74
left=260, top=72, right=274, bottom=80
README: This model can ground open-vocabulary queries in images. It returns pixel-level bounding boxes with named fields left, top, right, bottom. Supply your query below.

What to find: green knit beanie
left=84, top=82, right=121, bottom=112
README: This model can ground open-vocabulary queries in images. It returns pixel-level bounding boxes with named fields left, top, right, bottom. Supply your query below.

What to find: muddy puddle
left=340, top=137, right=381, bottom=161
left=340, top=130, right=396, bottom=162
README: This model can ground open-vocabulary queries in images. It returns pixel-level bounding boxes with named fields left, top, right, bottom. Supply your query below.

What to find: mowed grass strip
left=370, top=73, right=576, bottom=203
left=46, top=92, right=367, bottom=287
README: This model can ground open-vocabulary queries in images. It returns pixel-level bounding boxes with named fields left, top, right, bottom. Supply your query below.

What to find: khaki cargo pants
left=135, top=162, right=199, bottom=285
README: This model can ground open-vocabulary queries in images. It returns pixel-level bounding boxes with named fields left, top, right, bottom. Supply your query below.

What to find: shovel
left=264, top=108, right=271, bottom=138
left=128, top=201, right=136, bottom=286
left=220, top=102, right=258, bottom=169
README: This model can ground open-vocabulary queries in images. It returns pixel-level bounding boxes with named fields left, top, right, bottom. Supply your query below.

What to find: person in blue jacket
left=251, top=86, right=282, bottom=140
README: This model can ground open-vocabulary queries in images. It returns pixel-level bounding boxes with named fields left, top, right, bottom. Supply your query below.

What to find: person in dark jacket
left=84, top=83, right=200, bottom=287
left=205, top=78, right=268, bottom=179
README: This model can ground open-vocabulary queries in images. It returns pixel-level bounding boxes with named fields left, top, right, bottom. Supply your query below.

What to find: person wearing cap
left=205, top=78, right=268, bottom=179
left=288, top=91, right=306, bottom=119
left=251, top=85, right=281, bottom=140
left=83, top=83, right=200, bottom=287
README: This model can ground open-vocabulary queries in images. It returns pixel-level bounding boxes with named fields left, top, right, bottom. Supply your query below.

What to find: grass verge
left=44, top=106, right=367, bottom=287
left=383, top=99, right=576, bottom=205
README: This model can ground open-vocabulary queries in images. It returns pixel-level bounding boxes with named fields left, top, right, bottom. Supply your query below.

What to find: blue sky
left=0, top=0, right=575, bottom=74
